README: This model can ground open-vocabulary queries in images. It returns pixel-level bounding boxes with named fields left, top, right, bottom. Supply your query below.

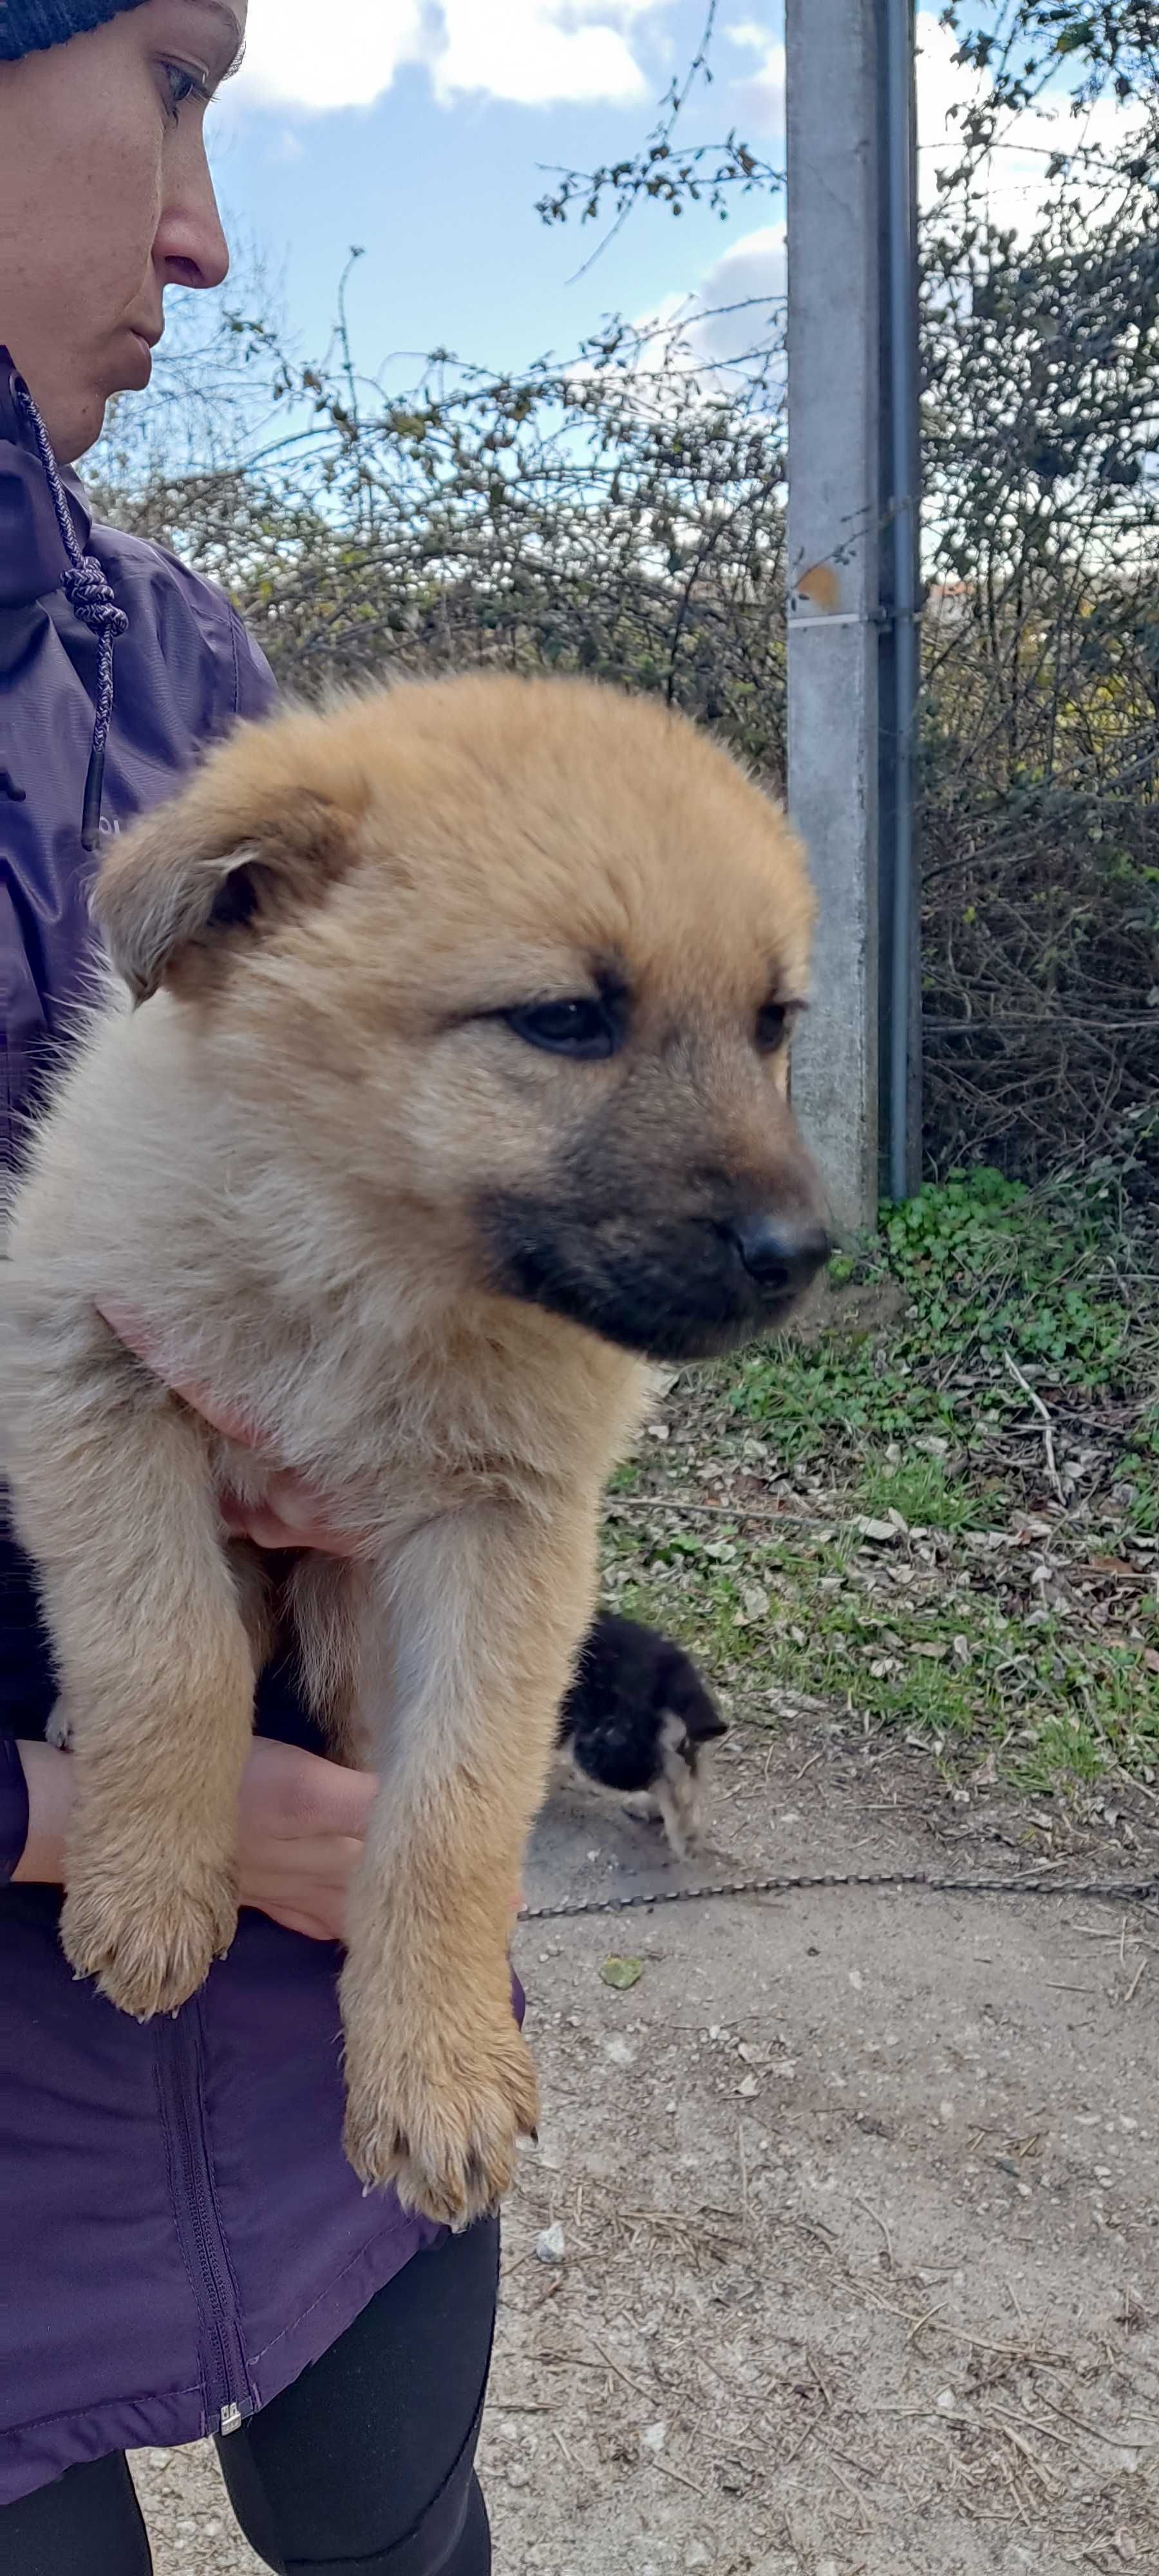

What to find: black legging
left=1, top=2217, right=498, bottom=2575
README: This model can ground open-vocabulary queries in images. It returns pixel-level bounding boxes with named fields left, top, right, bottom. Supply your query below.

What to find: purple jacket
left=0, top=356, right=450, bottom=2508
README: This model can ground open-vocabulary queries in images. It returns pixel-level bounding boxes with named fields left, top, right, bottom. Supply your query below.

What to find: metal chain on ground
left=518, top=1866, right=1158, bottom=1925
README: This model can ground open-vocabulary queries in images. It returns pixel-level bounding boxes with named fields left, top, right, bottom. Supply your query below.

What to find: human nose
left=155, top=129, right=231, bottom=293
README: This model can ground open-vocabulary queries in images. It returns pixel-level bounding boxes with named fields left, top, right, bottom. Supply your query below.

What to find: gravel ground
left=135, top=1717, right=1159, bottom=2574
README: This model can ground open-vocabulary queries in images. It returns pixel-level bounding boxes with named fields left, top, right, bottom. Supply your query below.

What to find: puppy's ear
left=664, top=1652, right=728, bottom=1744
left=93, top=734, right=359, bottom=1004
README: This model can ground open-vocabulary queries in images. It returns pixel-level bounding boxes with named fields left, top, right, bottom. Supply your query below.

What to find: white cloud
left=646, top=21, right=1135, bottom=395
left=636, top=16, right=1140, bottom=417
left=628, top=220, right=786, bottom=398
left=729, top=39, right=784, bottom=137
left=232, top=0, right=675, bottom=115
left=231, top=1, right=1128, bottom=177
left=692, top=221, right=786, bottom=333
left=435, top=3, right=649, bottom=107
left=232, top=0, right=426, bottom=111
left=721, top=10, right=784, bottom=136
left=916, top=12, right=1133, bottom=226
left=712, top=11, right=1136, bottom=213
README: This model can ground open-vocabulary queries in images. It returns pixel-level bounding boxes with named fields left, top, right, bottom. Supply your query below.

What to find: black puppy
left=556, top=1612, right=726, bottom=1857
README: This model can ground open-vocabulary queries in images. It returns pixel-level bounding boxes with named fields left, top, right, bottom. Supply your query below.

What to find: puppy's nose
left=731, top=1215, right=831, bottom=1294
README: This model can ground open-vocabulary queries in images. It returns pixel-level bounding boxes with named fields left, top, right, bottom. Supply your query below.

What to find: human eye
left=158, top=60, right=211, bottom=120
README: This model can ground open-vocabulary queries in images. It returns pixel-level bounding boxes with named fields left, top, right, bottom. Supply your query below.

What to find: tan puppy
left=1, top=674, right=828, bottom=2226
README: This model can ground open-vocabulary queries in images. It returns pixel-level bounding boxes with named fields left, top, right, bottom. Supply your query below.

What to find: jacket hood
left=0, top=348, right=276, bottom=1179
left=0, top=352, right=93, bottom=612
left=0, top=352, right=129, bottom=842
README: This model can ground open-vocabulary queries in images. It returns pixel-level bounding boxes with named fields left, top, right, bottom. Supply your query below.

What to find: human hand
left=15, top=1736, right=523, bottom=1932
left=12, top=1739, right=75, bottom=1886
left=97, top=1302, right=369, bottom=1555
left=234, top=1738, right=377, bottom=1940
left=15, top=1735, right=375, bottom=1942
left=237, top=1743, right=523, bottom=1941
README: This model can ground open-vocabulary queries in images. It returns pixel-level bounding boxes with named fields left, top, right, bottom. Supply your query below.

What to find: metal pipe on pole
left=882, top=0, right=922, bottom=1204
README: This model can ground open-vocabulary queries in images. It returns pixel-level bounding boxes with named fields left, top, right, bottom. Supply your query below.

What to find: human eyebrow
left=180, top=0, right=245, bottom=84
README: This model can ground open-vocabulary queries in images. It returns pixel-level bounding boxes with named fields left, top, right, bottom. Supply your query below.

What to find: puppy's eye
left=502, top=998, right=623, bottom=1061
left=756, top=1000, right=789, bottom=1052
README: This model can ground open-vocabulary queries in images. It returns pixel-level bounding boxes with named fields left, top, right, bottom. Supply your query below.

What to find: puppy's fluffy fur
left=556, top=1611, right=726, bottom=1857
left=1, top=672, right=826, bottom=2226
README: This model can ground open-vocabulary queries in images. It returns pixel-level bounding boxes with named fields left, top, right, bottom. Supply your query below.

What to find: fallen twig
left=1003, top=1351, right=1066, bottom=1504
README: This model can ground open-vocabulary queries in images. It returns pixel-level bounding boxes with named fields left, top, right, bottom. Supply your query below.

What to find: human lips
left=122, top=323, right=162, bottom=386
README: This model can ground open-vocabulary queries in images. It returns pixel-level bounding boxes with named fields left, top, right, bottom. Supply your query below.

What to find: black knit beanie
left=0, top=0, right=149, bottom=61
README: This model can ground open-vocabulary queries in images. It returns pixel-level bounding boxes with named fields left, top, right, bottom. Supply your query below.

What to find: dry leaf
left=601, top=1956, right=644, bottom=1991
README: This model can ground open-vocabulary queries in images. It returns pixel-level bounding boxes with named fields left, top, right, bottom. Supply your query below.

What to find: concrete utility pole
left=785, top=0, right=921, bottom=1236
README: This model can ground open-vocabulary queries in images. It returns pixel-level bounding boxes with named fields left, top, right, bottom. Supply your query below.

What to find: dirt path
left=135, top=1719, right=1159, bottom=2574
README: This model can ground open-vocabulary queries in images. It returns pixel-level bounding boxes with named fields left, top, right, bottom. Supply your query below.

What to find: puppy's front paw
left=341, top=2005, right=538, bottom=2228
left=62, top=1853, right=237, bottom=2018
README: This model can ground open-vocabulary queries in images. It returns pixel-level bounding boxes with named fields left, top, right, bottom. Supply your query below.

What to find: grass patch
left=851, top=1454, right=980, bottom=1533
left=603, top=1166, right=1159, bottom=1795
left=731, top=1164, right=1158, bottom=1468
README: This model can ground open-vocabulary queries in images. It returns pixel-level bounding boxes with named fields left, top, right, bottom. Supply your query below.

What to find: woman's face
left=0, top=0, right=246, bottom=462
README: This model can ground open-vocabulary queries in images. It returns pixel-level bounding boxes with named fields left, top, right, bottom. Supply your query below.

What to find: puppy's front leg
left=6, top=1321, right=256, bottom=2017
left=341, top=1501, right=594, bottom=2226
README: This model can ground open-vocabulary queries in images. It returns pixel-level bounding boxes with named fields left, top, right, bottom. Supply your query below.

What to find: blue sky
left=203, top=1, right=1127, bottom=389
left=210, top=4, right=782, bottom=377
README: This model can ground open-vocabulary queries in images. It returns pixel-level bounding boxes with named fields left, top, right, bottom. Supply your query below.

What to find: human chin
left=54, top=381, right=112, bottom=467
